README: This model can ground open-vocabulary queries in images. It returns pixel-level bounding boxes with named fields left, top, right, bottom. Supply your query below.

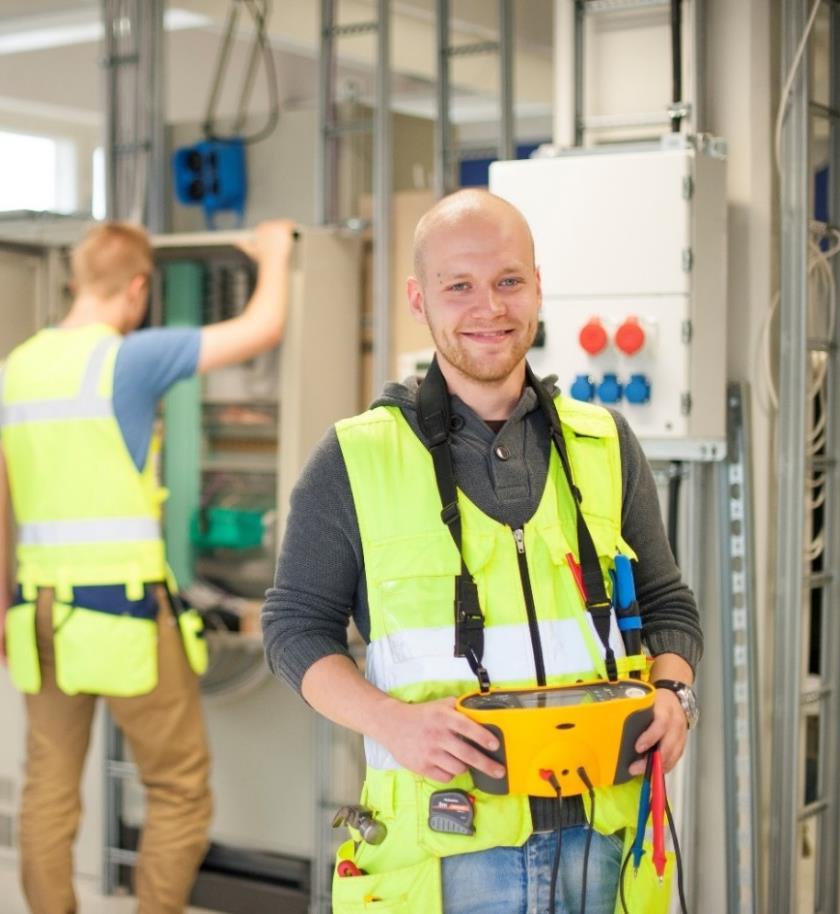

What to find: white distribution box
left=490, top=138, right=727, bottom=459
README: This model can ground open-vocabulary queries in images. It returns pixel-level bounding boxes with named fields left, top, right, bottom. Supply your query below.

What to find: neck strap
left=417, top=357, right=618, bottom=687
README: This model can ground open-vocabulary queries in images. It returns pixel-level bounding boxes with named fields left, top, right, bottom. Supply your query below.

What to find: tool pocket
left=177, top=607, right=208, bottom=676
left=614, top=837, right=675, bottom=914
left=4, top=601, right=41, bottom=693
left=415, top=776, right=531, bottom=858
left=333, top=840, right=442, bottom=914
left=52, top=603, right=157, bottom=696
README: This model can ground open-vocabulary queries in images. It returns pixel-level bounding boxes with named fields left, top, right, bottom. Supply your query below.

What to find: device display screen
left=461, top=683, right=648, bottom=710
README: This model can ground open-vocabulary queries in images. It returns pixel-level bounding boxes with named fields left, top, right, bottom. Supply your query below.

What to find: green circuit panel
left=162, top=261, right=203, bottom=590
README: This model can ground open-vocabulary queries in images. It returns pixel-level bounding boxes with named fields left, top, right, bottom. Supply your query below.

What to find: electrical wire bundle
left=542, top=757, right=688, bottom=914
left=203, top=0, right=280, bottom=146
left=757, top=0, right=839, bottom=568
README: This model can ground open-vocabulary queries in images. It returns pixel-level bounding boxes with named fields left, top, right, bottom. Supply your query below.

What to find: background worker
left=263, top=190, right=702, bottom=914
left=0, top=217, right=296, bottom=914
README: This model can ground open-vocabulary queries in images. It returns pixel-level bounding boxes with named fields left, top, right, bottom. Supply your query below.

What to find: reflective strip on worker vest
left=365, top=617, right=626, bottom=697
left=1, top=335, right=118, bottom=427
left=2, top=399, right=112, bottom=425
left=18, top=516, right=161, bottom=546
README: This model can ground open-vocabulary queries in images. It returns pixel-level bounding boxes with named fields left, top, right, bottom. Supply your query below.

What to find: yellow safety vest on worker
left=1, top=323, right=207, bottom=697
left=332, top=397, right=674, bottom=914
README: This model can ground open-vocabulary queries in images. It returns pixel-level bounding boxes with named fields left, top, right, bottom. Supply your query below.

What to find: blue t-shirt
left=0, top=326, right=201, bottom=471
left=113, top=327, right=202, bottom=469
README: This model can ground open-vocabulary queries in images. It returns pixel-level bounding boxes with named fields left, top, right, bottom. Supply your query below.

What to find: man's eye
left=499, top=277, right=523, bottom=287
left=448, top=282, right=470, bottom=292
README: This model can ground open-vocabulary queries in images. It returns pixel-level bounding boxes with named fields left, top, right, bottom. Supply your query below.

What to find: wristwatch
left=653, top=679, right=700, bottom=730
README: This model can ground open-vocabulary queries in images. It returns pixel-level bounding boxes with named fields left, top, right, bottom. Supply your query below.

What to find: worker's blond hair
left=71, top=221, right=153, bottom=298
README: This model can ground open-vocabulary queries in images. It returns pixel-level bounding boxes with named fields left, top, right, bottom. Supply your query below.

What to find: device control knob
left=570, top=374, right=596, bottom=402
left=615, top=317, right=646, bottom=355
left=579, top=319, right=609, bottom=355
left=625, top=373, right=651, bottom=405
left=597, top=373, right=623, bottom=404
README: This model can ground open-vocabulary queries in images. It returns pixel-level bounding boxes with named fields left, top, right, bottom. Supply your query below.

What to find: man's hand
left=198, top=219, right=297, bottom=373
left=629, top=687, right=688, bottom=776
left=377, top=696, right=505, bottom=783
left=236, top=219, right=297, bottom=266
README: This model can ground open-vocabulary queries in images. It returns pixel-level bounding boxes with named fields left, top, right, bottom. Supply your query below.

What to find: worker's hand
left=236, top=219, right=297, bottom=265
left=628, top=688, right=687, bottom=776
left=378, top=696, right=505, bottom=784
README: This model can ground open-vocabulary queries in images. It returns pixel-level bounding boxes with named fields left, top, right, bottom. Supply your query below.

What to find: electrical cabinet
left=490, top=138, right=727, bottom=459
left=105, top=227, right=362, bottom=905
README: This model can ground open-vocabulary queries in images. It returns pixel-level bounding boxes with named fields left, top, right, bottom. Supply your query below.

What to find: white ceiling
left=0, top=1, right=554, bottom=132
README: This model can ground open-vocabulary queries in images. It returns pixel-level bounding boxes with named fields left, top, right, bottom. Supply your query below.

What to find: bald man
left=262, top=190, right=702, bottom=914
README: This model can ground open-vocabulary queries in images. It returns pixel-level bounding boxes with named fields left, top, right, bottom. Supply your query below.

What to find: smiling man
left=262, top=189, right=702, bottom=914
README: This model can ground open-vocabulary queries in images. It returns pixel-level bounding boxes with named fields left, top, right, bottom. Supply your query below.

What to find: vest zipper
left=513, top=527, right=547, bottom=686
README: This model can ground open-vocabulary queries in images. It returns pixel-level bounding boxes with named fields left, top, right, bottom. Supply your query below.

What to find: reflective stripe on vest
left=18, top=516, right=161, bottom=547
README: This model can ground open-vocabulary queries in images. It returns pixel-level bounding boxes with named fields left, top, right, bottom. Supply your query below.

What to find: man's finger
left=448, top=709, right=500, bottom=753
left=443, top=735, right=505, bottom=780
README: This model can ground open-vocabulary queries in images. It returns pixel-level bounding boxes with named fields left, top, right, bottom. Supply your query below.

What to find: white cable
left=758, top=227, right=840, bottom=412
left=773, top=0, right=823, bottom=175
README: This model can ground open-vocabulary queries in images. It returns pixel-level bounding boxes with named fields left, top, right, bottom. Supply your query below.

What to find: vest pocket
left=333, top=839, right=441, bottom=914
left=177, top=608, right=208, bottom=676
left=5, top=602, right=41, bottom=694
left=52, top=603, right=157, bottom=696
left=415, top=776, right=532, bottom=859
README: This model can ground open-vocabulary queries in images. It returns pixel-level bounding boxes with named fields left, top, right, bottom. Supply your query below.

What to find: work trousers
left=18, top=587, right=213, bottom=914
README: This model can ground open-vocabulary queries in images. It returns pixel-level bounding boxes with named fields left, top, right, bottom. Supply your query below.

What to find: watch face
left=680, top=686, right=700, bottom=728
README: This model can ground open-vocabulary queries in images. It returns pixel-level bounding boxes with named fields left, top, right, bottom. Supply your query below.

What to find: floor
left=0, top=858, right=223, bottom=914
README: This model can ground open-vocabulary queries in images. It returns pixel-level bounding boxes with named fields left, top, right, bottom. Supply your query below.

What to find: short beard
left=430, top=322, right=537, bottom=384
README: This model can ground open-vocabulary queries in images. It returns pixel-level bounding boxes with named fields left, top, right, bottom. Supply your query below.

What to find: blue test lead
left=631, top=751, right=655, bottom=874
left=613, top=555, right=643, bottom=662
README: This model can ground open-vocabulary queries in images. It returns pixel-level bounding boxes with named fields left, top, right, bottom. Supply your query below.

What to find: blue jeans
left=441, top=827, right=623, bottom=914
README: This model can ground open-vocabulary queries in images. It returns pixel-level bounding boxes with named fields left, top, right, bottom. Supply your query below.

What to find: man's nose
left=477, top=285, right=506, bottom=315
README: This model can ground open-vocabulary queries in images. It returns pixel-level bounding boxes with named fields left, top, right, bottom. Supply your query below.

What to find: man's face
left=408, top=212, right=541, bottom=384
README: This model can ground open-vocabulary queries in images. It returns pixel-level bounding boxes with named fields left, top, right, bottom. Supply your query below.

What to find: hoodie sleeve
left=611, top=410, right=704, bottom=673
left=261, top=427, right=365, bottom=695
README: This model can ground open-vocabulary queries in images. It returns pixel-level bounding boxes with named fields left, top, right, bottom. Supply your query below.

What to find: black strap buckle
left=464, top=645, right=491, bottom=693
left=440, top=501, right=460, bottom=528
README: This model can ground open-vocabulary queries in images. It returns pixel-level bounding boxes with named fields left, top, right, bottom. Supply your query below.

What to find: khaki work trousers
left=19, top=587, right=213, bottom=914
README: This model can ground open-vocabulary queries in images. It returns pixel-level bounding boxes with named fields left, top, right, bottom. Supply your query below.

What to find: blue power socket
left=172, top=137, right=247, bottom=228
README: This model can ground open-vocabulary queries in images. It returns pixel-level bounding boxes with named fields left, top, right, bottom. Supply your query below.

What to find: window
left=0, top=130, right=77, bottom=213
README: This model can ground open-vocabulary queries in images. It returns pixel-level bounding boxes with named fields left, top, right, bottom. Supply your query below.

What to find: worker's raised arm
left=197, top=219, right=296, bottom=373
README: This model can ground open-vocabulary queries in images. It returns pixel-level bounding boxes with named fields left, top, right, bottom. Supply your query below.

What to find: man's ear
left=128, top=273, right=149, bottom=300
left=406, top=276, right=427, bottom=325
left=535, top=265, right=542, bottom=309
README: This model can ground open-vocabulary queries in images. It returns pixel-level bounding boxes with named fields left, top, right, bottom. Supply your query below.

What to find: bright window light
left=0, top=131, right=59, bottom=212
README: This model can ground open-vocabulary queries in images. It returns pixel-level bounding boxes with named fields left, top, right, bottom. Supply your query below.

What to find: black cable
left=577, top=767, right=596, bottom=914
left=618, top=846, right=633, bottom=914
left=670, top=0, right=683, bottom=132
left=543, top=771, right=563, bottom=914
left=667, top=460, right=682, bottom=567
left=549, top=822, right=563, bottom=914
left=665, top=795, right=689, bottom=914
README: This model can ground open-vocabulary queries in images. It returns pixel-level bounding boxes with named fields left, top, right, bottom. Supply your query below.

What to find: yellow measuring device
left=457, top=679, right=655, bottom=798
